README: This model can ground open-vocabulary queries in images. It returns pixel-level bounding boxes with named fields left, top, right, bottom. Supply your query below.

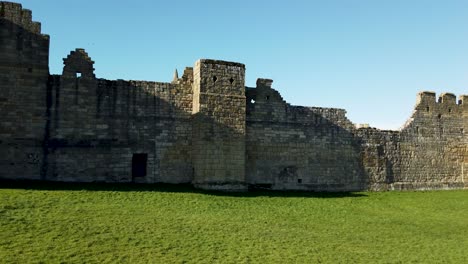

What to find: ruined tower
left=191, top=60, right=247, bottom=190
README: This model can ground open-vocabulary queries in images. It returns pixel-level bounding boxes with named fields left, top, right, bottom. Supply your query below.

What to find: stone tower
left=192, top=59, right=247, bottom=191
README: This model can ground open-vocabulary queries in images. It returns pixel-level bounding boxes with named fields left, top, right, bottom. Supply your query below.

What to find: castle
left=1, top=2, right=467, bottom=191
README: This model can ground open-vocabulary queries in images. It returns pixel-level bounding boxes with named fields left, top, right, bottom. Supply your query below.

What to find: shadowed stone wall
left=245, top=80, right=364, bottom=191
left=0, top=2, right=49, bottom=180
left=0, top=1, right=466, bottom=191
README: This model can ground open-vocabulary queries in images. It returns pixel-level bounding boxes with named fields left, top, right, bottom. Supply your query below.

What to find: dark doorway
left=132, top=153, right=147, bottom=180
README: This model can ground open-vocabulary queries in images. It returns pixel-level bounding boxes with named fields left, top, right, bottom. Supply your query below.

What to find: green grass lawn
left=0, top=182, right=467, bottom=263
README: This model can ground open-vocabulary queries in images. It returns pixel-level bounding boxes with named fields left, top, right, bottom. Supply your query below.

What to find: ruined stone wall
left=246, top=80, right=467, bottom=191
left=0, top=2, right=49, bottom=180
left=246, top=80, right=364, bottom=191
left=1, top=1, right=467, bottom=192
left=42, top=50, right=194, bottom=184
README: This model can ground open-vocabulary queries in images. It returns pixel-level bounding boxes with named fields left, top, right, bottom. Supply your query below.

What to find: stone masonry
left=1, top=2, right=467, bottom=191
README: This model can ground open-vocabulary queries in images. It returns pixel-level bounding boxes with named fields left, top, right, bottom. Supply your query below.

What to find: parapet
left=416, top=91, right=465, bottom=106
left=0, top=1, right=43, bottom=34
left=414, top=91, right=466, bottom=114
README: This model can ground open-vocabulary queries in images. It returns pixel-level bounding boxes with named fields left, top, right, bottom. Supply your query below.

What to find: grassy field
left=0, top=182, right=467, bottom=263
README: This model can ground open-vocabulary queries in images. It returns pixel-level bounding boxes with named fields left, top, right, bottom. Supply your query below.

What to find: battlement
left=417, top=91, right=464, bottom=105
left=416, top=91, right=436, bottom=104
left=415, top=91, right=466, bottom=114
left=438, top=93, right=457, bottom=104
left=459, top=95, right=467, bottom=105
left=0, top=1, right=43, bottom=34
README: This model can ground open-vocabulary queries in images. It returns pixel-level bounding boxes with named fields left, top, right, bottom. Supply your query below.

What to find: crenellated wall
left=395, top=92, right=467, bottom=190
left=0, top=1, right=466, bottom=191
left=357, top=91, right=467, bottom=190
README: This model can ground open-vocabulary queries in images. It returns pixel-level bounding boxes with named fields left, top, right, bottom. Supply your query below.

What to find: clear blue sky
left=17, top=0, right=468, bottom=130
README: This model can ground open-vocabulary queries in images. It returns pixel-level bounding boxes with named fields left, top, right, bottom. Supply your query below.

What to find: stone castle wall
left=1, top=2, right=467, bottom=191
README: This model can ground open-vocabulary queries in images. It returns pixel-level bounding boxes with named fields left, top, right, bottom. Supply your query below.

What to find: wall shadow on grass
left=0, top=180, right=367, bottom=198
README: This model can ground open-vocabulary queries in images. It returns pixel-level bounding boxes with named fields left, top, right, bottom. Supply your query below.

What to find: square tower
left=192, top=59, right=247, bottom=191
